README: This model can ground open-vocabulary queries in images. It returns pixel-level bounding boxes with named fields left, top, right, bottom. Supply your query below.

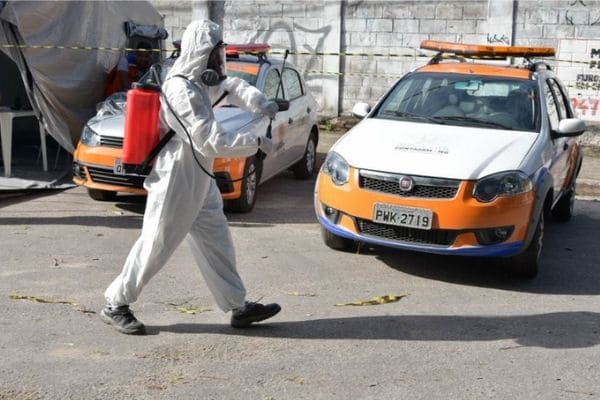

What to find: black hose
left=159, top=89, right=261, bottom=184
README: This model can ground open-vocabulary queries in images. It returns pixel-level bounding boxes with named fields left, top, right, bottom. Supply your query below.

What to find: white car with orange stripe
left=73, top=44, right=319, bottom=212
left=315, top=41, right=585, bottom=278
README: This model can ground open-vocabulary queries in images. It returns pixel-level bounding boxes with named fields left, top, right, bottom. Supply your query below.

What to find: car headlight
left=322, top=151, right=349, bottom=185
left=473, top=171, right=533, bottom=203
left=81, top=125, right=100, bottom=147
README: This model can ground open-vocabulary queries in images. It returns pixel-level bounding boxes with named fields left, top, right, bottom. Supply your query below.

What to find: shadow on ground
left=371, top=210, right=600, bottom=295
left=149, top=311, right=600, bottom=349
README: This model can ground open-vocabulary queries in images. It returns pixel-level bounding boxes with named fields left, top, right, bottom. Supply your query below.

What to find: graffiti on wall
left=231, top=19, right=333, bottom=108
left=565, top=0, right=600, bottom=25
left=486, top=33, right=510, bottom=45
left=572, top=46, right=600, bottom=118
left=486, top=0, right=513, bottom=46
left=557, top=39, right=600, bottom=121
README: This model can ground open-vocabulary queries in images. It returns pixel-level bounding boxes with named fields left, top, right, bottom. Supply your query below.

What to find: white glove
left=258, top=135, right=274, bottom=155
left=263, top=101, right=279, bottom=119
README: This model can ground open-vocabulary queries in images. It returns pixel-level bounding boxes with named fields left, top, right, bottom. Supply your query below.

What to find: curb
left=577, top=178, right=600, bottom=199
left=580, top=141, right=600, bottom=199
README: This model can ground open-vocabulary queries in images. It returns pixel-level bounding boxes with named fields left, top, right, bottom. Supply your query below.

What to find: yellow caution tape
left=3, top=43, right=597, bottom=91
left=0, top=43, right=166, bottom=53
left=0, top=43, right=592, bottom=66
left=335, top=294, right=407, bottom=307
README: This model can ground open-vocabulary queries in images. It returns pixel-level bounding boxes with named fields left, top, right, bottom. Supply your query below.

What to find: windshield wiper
left=432, top=115, right=513, bottom=130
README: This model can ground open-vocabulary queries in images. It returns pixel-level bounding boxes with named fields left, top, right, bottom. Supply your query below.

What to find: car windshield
left=373, top=72, right=540, bottom=132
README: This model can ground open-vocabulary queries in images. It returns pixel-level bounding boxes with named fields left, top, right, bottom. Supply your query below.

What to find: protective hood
left=166, top=20, right=222, bottom=83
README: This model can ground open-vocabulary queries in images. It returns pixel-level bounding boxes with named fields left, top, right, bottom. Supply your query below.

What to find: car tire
left=87, top=188, right=117, bottom=202
left=507, top=211, right=544, bottom=279
left=321, top=226, right=357, bottom=252
left=551, top=189, right=574, bottom=222
left=224, top=157, right=261, bottom=213
left=292, top=130, right=317, bottom=180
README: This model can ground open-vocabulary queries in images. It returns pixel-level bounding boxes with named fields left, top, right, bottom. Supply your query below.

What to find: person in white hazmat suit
left=101, top=20, right=281, bottom=335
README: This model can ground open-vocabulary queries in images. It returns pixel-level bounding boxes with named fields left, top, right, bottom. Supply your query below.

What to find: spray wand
left=265, top=49, right=289, bottom=140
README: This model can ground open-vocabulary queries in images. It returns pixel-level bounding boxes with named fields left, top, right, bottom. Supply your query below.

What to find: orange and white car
left=315, top=41, right=585, bottom=277
left=73, top=44, right=319, bottom=212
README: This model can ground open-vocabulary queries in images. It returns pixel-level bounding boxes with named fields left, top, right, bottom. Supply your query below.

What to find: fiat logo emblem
left=399, top=176, right=414, bottom=192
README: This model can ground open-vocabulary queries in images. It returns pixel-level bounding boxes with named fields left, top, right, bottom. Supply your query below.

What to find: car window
left=547, top=79, right=571, bottom=119
left=544, top=81, right=560, bottom=131
left=374, top=72, right=539, bottom=132
left=283, top=68, right=303, bottom=100
left=263, top=68, right=282, bottom=99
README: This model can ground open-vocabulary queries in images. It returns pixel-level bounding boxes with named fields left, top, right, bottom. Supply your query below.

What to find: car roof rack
left=420, top=40, right=555, bottom=70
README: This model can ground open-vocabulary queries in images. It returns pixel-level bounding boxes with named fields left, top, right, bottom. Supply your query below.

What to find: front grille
left=86, top=165, right=145, bottom=188
left=357, top=219, right=458, bottom=246
left=99, top=136, right=123, bottom=148
left=359, top=170, right=460, bottom=199
left=72, top=162, right=85, bottom=179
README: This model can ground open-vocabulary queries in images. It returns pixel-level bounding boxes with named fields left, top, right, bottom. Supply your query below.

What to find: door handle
left=288, top=118, right=294, bottom=124
left=307, top=107, right=311, bottom=114
left=563, top=142, right=569, bottom=151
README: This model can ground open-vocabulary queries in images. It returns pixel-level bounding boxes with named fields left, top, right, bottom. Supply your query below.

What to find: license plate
left=114, top=159, right=125, bottom=176
left=373, top=203, right=433, bottom=230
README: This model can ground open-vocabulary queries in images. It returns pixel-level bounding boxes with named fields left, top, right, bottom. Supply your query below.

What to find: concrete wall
left=152, top=0, right=600, bottom=123
left=514, top=0, right=600, bottom=122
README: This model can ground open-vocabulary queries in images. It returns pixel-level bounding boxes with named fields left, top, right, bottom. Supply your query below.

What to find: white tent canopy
left=0, top=0, right=165, bottom=189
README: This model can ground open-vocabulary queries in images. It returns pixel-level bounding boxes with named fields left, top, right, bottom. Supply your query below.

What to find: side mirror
left=274, top=98, right=290, bottom=112
left=352, top=102, right=371, bottom=119
left=554, top=118, right=586, bottom=138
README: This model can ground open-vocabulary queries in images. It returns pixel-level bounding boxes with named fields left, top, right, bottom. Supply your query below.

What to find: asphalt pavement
left=0, top=130, right=599, bottom=399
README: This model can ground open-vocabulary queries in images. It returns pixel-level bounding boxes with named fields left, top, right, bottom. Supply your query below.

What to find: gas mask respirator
left=201, top=41, right=227, bottom=86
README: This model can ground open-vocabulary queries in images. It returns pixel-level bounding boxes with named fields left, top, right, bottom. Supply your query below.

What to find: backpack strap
left=136, top=129, right=176, bottom=174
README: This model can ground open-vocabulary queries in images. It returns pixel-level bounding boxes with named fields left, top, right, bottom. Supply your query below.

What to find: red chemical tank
left=122, top=82, right=161, bottom=172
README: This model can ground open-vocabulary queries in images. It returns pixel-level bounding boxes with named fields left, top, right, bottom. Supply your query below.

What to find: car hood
left=332, top=118, right=538, bottom=180
left=87, top=106, right=258, bottom=138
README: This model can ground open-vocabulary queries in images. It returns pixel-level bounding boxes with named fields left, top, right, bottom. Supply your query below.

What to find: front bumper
left=72, top=142, right=242, bottom=197
left=315, top=169, right=536, bottom=257
left=72, top=160, right=147, bottom=194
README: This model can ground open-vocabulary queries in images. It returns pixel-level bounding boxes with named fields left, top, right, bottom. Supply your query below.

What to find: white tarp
left=0, top=1, right=164, bottom=189
left=0, top=0, right=164, bottom=152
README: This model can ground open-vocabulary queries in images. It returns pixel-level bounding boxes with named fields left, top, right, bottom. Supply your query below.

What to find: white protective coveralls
left=104, top=20, right=276, bottom=311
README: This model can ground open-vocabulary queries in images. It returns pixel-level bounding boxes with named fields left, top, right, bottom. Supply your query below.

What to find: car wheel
left=292, top=131, right=317, bottom=180
left=507, top=211, right=544, bottom=279
left=551, top=189, right=574, bottom=222
left=321, top=226, right=357, bottom=252
left=87, top=188, right=117, bottom=202
left=224, top=157, right=260, bottom=213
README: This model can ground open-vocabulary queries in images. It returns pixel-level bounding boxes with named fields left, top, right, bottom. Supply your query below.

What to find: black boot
left=100, top=305, right=146, bottom=335
left=230, top=302, right=281, bottom=328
